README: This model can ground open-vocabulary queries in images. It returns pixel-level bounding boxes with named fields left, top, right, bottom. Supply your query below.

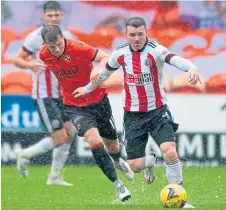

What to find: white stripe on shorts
left=37, top=99, right=52, bottom=132
left=109, top=116, right=116, bottom=130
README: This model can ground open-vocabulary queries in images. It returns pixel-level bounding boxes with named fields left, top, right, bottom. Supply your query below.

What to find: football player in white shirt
left=73, top=17, right=201, bottom=208
left=14, top=1, right=74, bottom=186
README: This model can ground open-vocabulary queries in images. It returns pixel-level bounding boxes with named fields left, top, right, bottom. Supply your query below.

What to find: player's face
left=126, top=25, right=147, bottom=51
left=42, top=10, right=63, bottom=25
left=46, top=36, right=65, bottom=57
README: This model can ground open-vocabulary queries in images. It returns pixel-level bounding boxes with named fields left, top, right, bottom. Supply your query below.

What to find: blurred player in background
left=39, top=24, right=133, bottom=201
left=74, top=17, right=202, bottom=208
left=14, top=1, right=75, bottom=186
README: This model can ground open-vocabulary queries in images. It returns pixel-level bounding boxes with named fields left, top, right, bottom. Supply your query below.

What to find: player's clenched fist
left=188, top=68, right=202, bottom=85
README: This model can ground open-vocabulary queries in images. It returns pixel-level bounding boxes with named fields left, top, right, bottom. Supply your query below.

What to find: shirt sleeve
left=76, top=41, right=98, bottom=61
left=157, top=43, right=197, bottom=72
left=105, top=50, right=120, bottom=71
left=84, top=50, right=120, bottom=93
left=84, top=67, right=113, bottom=93
left=157, top=44, right=176, bottom=64
left=22, top=32, right=38, bottom=55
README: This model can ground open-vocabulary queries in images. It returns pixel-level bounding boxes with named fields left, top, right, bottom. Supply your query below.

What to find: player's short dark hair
left=43, top=1, right=62, bottom=12
left=41, top=25, right=63, bottom=43
left=126, top=17, right=146, bottom=29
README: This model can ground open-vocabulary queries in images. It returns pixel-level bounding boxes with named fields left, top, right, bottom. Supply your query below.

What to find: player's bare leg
left=85, top=128, right=131, bottom=201
left=103, top=138, right=134, bottom=180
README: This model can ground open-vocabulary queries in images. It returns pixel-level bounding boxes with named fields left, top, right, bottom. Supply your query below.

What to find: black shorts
left=33, top=98, right=70, bottom=133
left=64, top=95, right=117, bottom=140
left=124, top=104, right=179, bottom=160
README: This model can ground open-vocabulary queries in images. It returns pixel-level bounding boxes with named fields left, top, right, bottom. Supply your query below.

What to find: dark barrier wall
left=2, top=132, right=226, bottom=166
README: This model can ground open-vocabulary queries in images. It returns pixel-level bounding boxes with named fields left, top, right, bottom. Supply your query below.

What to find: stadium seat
left=1, top=27, right=19, bottom=44
left=205, top=73, right=226, bottom=94
left=68, top=26, right=121, bottom=49
left=1, top=27, right=19, bottom=64
left=150, top=27, right=187, bottom=48
left=170, top=72, right=205, bottom=93
left=20, top=26, right=37, bottom=39
left=1, top=70, right=32, bottom=95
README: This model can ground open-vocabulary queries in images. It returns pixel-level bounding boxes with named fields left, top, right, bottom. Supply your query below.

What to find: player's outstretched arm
left=168, top=56, right=202, bottom=85
left=90, top=50, right=109, bottom=83
left=14, top=49, right=46, bottom=73
left=158, top=44, right=202, bottom=85
left=73, top=48, right=120, bottom=98
left=72, top=67, right=113, bottom=98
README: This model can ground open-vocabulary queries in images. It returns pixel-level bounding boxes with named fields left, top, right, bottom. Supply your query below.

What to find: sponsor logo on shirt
left=56, top=65, right=78, bottom=79
left=126, top=72, right=153, bottom=85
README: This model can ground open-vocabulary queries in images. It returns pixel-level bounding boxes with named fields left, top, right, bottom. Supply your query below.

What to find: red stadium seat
left=1, top=70, right=32, bottom=95
left=1, top=27, right=19, bottom=43
left=68, top=26, right=121, bottom=49
left=1, top=27, right=19, bottom=64
left=205, top=73, right=226, bottom=94
left=170, top=72, right=205, bottom=94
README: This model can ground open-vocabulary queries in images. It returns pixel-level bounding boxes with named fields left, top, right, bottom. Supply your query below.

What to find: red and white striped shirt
left=85, top=39, right=196, bottom=112
left=22, top=26, right=74, bottom=99
left=111, top=41, right=167, bottom=112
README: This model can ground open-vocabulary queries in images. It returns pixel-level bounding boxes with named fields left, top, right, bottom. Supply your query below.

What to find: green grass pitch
left=2, top=166, right=226, bottom=210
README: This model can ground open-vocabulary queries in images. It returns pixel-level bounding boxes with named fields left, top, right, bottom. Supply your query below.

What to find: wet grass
left=2, top=166, right=226, bottom=210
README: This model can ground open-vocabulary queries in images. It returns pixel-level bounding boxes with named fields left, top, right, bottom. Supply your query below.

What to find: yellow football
left=160, top=184, right=187, bottom=208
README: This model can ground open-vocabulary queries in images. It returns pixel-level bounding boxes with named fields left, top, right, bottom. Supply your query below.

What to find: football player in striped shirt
left=74, top=17, right=201, bottom=208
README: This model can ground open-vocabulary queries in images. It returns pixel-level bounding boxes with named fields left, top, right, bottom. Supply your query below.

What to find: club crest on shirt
left=64, top=55, right=71, bottom=63
left=145, top=59, right=152, bottom=67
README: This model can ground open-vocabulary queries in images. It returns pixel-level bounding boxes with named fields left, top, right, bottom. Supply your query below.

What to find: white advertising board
left=109, top=94, right=226, bottom=132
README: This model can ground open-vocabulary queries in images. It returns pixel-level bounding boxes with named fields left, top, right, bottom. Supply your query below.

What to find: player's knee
left=84, top=128, right=103, bottom=147
left=165, top=149, right=177, bottom=161
left=66, top=130, right=74, bottom=142
left=64, top=121, right=74, bottom=142
left=128, top=160, right=143, bottom=173
left=160, top=142, right=177, bottom=161
left=52, top=128, right=70, bottom=146
left=104, top=138, right=120, bottom=153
